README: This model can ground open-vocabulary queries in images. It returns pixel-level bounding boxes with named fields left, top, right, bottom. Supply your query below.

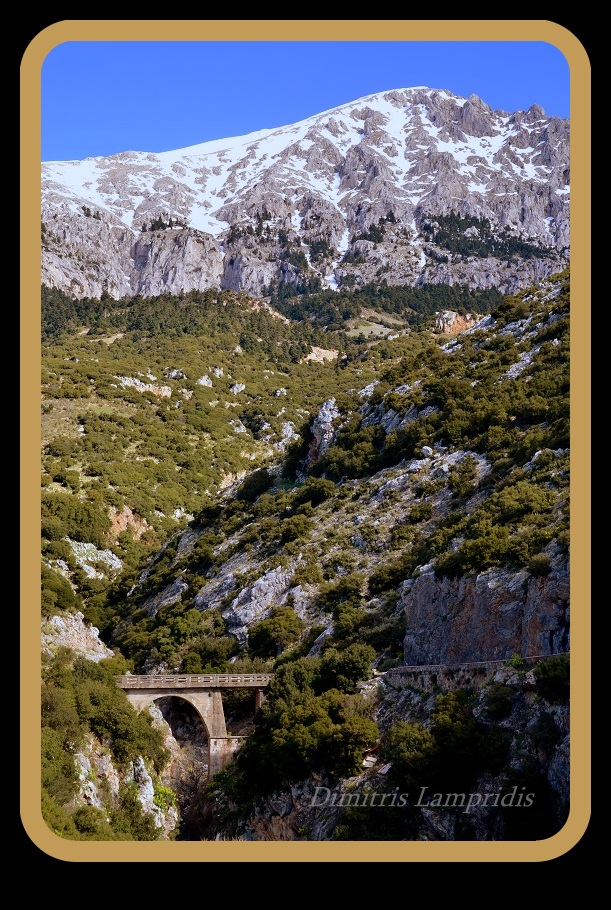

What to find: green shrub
left=389, top=524, right=414, bottom=549
left=481, top=683, right=513, bottom=719
left=248, top=607, right=304, bottom=658
left=447, top=456, right=479, bottom=497
left=280, top=514, right=312, bottom=543
left=72, top=805, right=119, bottom=840
left=528, top=553, right=552, bottom=576
left=41, top=683, right=83, bottom=747
left=189, top=537, right=215, bottom=572
left=153, top=785, right=177, bottom=810
left=253, top=491, right=291, bottom=518
left=409, top=501, right=433, bottom=523
left=379, top=721, right=435, bottom=787
left=42, top=539, right=74, bottom=563
left=41, top=492, right=112, bottom=548
left=292, top=477, right=336, bottom=507
left=109, top=782, right=160, bottom=841
left=236, top=468, right=273, bottom=502
left=180, top=634, right=238, bottom=673
left=44, top=436, right=78, bottom=459
left=52, top=469, right=81, bottom=492
left=369, top=554, right=416, bottom=594
left=316, top=644, right=376, bottom=694
left=330, top=606, right=368, bottom=641
left=41, top=566, right=82, bottom=616
left=41, top=727, right=79, bottom=805
left=41, top=790, right=81, bottom=839
left=317, top=574, right=363, bottom=611
left=533, top=654, right=570, bottom=704
left=291, top=561, right=324, bottom=586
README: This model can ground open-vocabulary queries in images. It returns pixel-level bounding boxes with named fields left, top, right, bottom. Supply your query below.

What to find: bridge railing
left=114, top=674, right=273, bottom=689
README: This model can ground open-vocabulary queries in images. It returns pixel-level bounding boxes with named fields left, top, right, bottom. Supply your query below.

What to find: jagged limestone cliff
left=42, top=87, right=569, bottom=300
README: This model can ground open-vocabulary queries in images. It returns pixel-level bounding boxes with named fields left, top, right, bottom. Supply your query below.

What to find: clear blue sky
left=41, top=40, right=571, bottom=162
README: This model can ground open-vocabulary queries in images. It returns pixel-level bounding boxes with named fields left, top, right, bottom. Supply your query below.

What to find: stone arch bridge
left=115, top=673, right=272, bottom=777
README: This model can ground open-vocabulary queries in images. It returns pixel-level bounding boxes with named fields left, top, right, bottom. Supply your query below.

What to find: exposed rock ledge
left=41, top=610, right=114, bottom=662
left=401, top=550, right=569, bottom=665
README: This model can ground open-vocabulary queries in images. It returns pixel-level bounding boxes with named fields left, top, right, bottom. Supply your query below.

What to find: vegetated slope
left=41, top=279, right=501, bottom=616
left=41, top=284, right=368, bottom=610
left=106, top=267, right=569, bottom=665
left=39, top=266, right=570, bottom=841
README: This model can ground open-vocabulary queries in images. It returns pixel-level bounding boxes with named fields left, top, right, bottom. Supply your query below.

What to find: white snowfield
left=42, top=85, right=569, bottom=240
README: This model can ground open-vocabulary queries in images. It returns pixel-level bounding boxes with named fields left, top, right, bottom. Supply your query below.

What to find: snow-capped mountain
left=41, top=86, right=569, bottom=299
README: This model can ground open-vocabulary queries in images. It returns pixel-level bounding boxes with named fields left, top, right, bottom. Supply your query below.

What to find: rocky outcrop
left=41, top=610, right=114, bottom=662
left=109, top=504, right=150, bottom=539
left=433, top=311, right=483, bottom=335
left=222, top=561, right=301, bottom=643
left=74, top=734, right=120, bottom=810
left=401, top=551, right=569, bottom=665
left=116, top=375, right=172, bottom=397
left=275, top=421, right=300, bottom=452
left=306, top=398, right=340, bottom=467
left=73, top=734, right=178, bottom=838
left=62, top=539, right=123, bottom=580
left=301, top=347, right=339, bottom=364
left=129, top=756, right=179, bottom=836
left=131, top=228, right=223, bottom=295
left=41, top=201, right=135, bottom=298
left=140, top=576, right=190, bottom=618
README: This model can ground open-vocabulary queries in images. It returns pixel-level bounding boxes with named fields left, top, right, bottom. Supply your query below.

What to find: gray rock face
left=74, top=751, right=104, bottom=808
left=547, top=733, right=570, bottom=802
left=141, top=576, right=189, bottom=617
left=41, top=610, right=114, bottom=662
left=222, top=562, right=300, bottom=643
left=42, top=87, right=569, bottom=300
left=401, top=551, right=569, bottom=665
left=306, top=398, right=340, bottom=467
left=131, top=228, right=223, bottom=295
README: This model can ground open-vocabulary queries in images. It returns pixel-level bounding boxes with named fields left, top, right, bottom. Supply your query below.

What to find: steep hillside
left=105, top=268, right=569, bottom=670
left=38, top=266, right=570, bottom=841
left=41, top=285, right=367, bottom=607
left=41, top=279, right=500, bottom=616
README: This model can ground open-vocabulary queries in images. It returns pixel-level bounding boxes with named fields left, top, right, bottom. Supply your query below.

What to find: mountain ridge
left=42, top=86, right=569, bottom=300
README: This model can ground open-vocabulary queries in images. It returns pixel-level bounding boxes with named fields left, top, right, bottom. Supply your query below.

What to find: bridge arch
left=123, top=687, right=227, bottom=738
left=116, top=674, right=272, bottom=777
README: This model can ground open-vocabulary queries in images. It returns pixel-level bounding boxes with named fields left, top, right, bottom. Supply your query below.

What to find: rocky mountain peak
left=42, top=86, right=569, bottom=301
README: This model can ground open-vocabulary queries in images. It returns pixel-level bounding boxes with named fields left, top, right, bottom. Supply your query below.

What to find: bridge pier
left=209, top=737, right=244, bottom=776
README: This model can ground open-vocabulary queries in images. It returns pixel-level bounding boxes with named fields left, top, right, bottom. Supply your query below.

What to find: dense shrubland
left=41, top=649, right=169, bottom=840
left=39, top=267, right=570, bottom=840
